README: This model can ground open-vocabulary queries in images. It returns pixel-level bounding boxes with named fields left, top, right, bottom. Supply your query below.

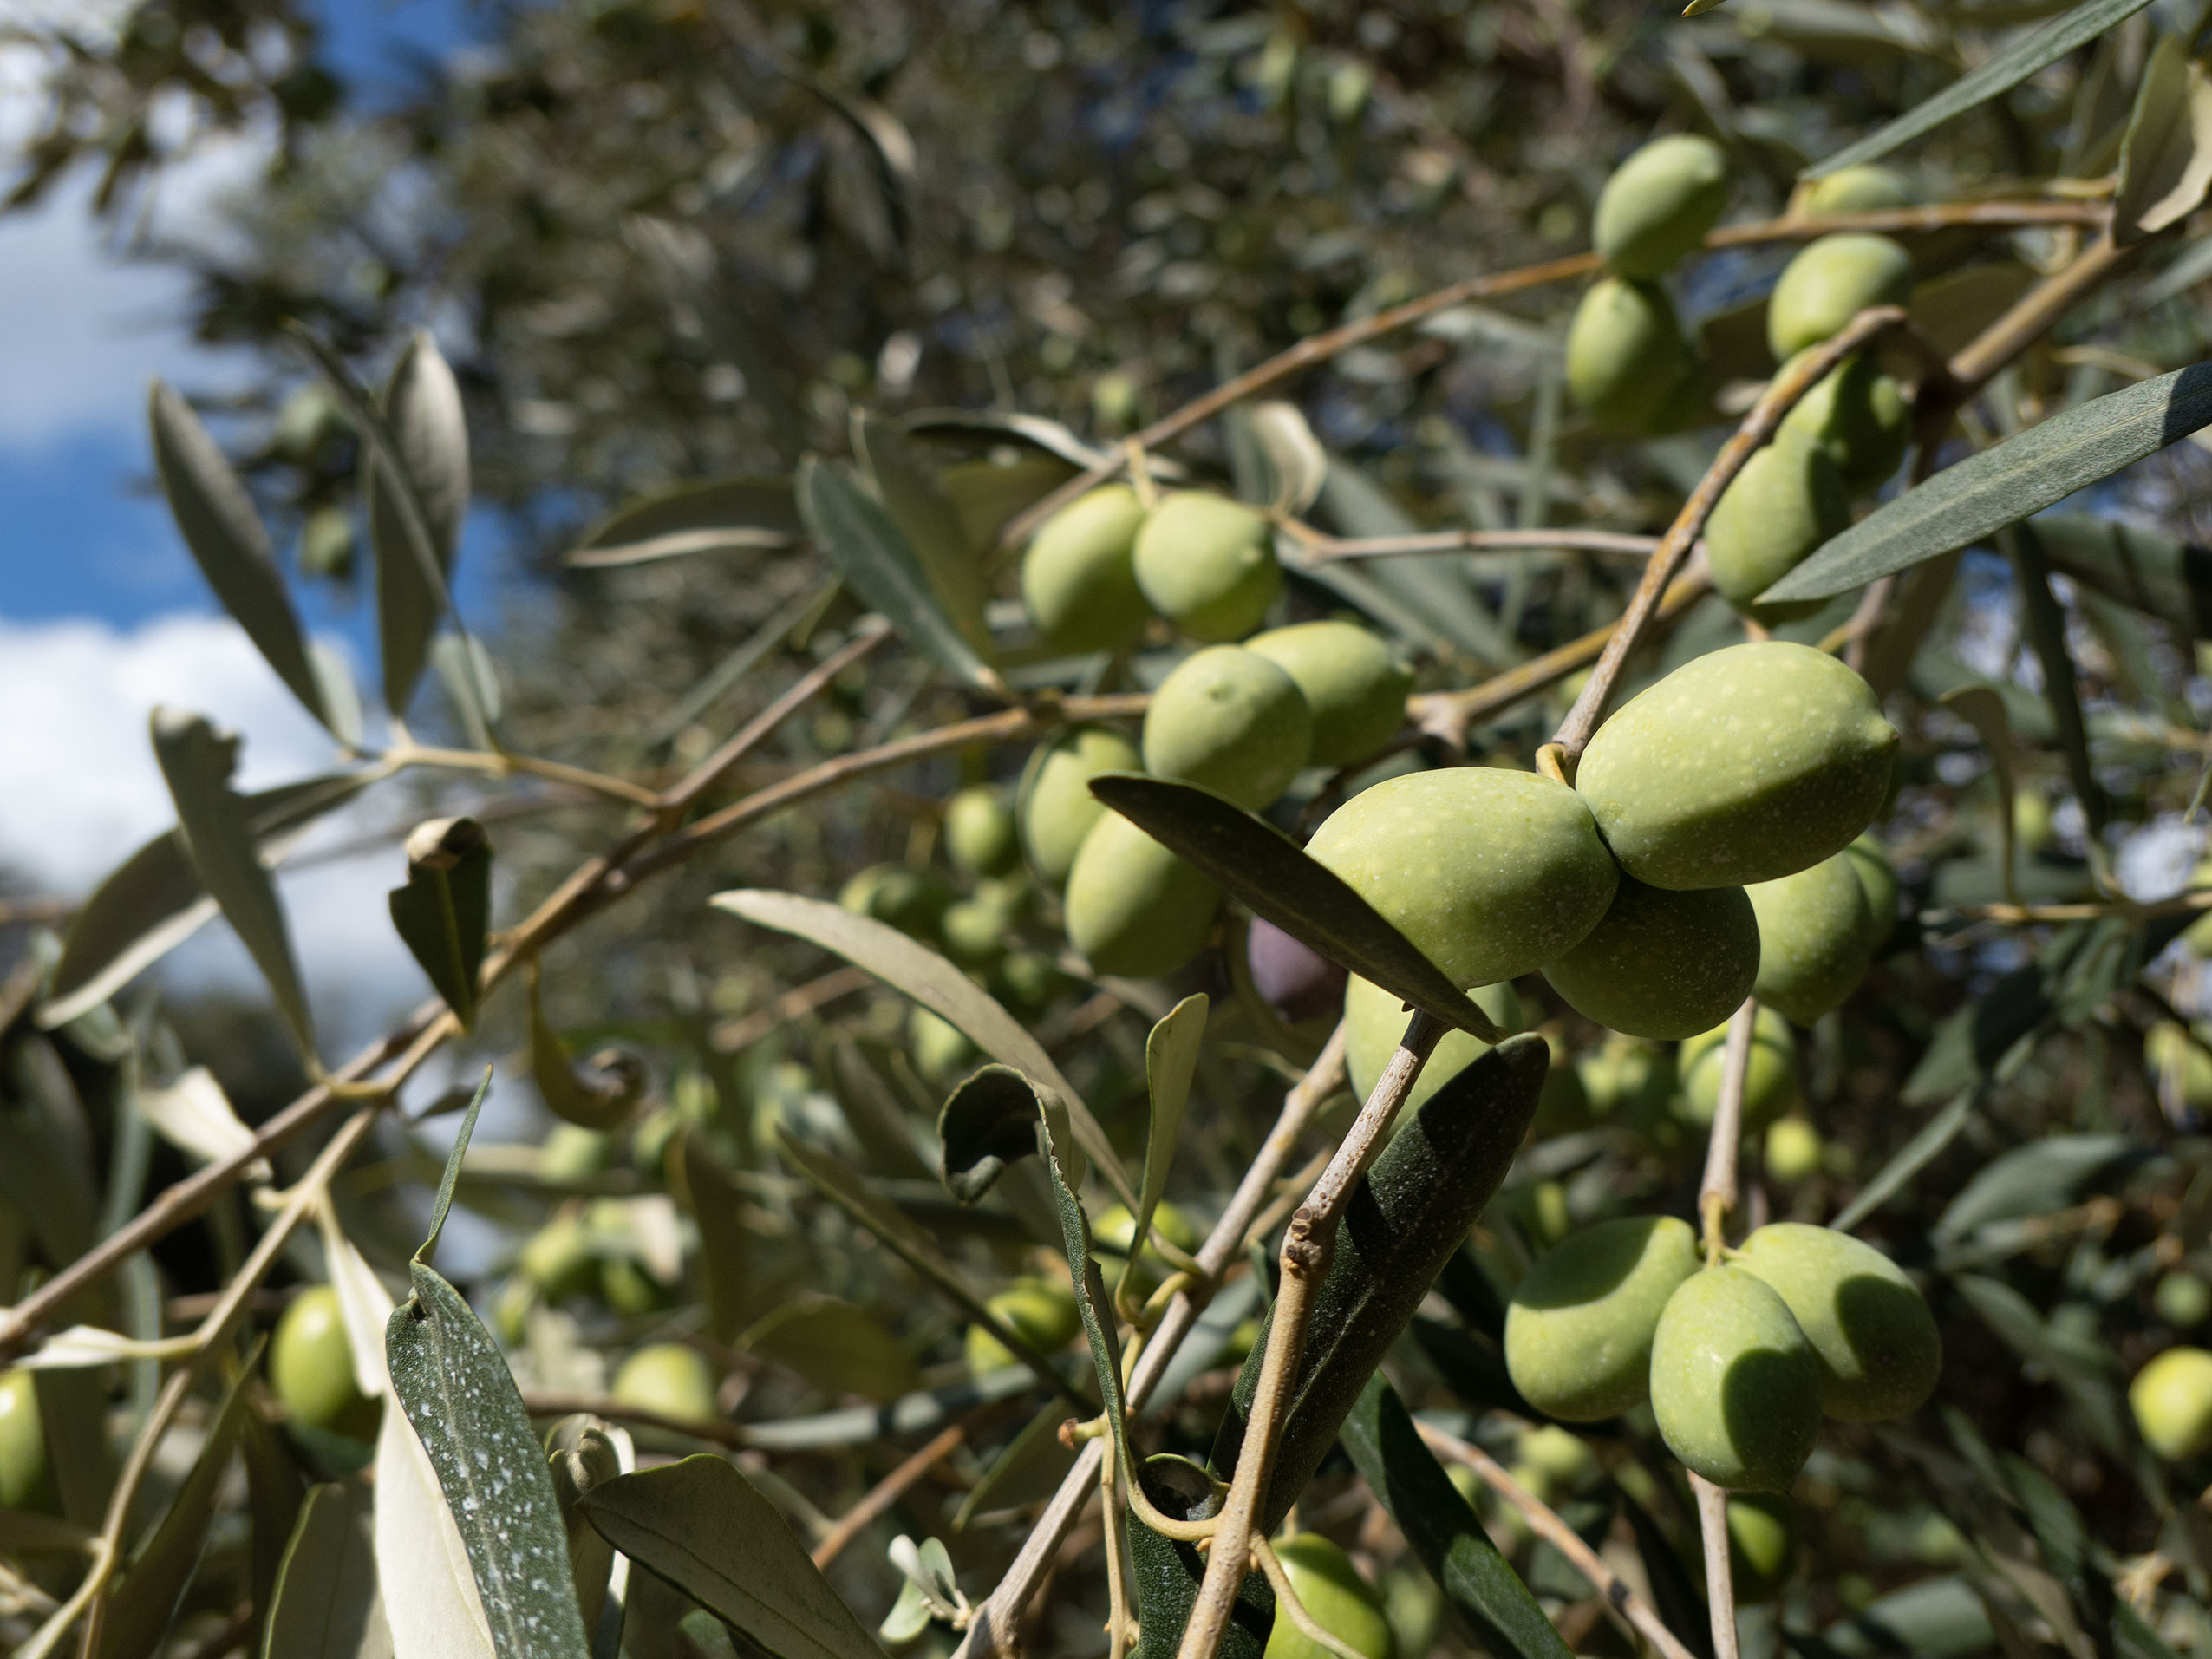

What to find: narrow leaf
left=952, top=1402, right=1078, bottom=1529
left=262, top=1481, right=388, bottom=1659
left=151, top=709, right=314, bottom=1058
left=853, top=412, right=991, bottom=655
left=674, top=1133, right=754, bottom=1342
left=741, top=1296, right=919, bottom=1401
left=1244, top=402, right=1328, bottom=514
left=1832, top=1088, right=1982, bottom=1232
left=714, top=889, right=1135, bottom=1207
left=369, top=331, right=471, bottom=711
left=937, top=1063, right=1065, bottom=1202
left=415, top=1068, right=491, bottom=1270
left=1804, top=0, right=2160, bottom=177
left=797, top=455, right=992, bottom=689
left=530, top=970, right=646, bottom=1132
left=1128, top=1453, right=1273, bottom=1659
left=1763, top=362, right=2212, bottom=603
left=1941, top=687, right=2022, bottom=905
left=577, top=1456, right=884, bottom=1659
left=2031, top=512, right=2212, bottom=633
left=148, top=381, right=327, bottom=726
left=2115, top=37, right=2212, bottom=243
left=1936, top=1133, right=2134, bottom=1238
left=1085, top=775, right=1503, bottom=1043
left=371, top=1378, right=493, bottom=1659
left=1137, top=996, right=1207, bottom=1270
left=135, top=1066, right=263, bottom=1174
left=388, top=817, right=491, bottom=1029
left=567, top=475, right=800, bottom=566
left=240, top=1404, right=304, bottom=1643
left=385, top=1260, right=591, bottom=1659
left=1341, top=1375, right=1572, bottom=1659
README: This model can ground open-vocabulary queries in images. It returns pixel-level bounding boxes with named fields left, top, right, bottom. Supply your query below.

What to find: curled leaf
left=388, top=816, right=492, bottom=1030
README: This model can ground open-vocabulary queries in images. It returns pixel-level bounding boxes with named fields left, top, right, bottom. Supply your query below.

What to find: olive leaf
left=529, top=967, right=648, bottom=1131
left=150, top=709, right=315, bottom=1059
left=1127, top=1453, right=1273, bottom=1659
left=904, top=407, right=1120, bottom=470
left=388, top=816, right=492, bottom=1030
left=2029, top=513, right=2212, bottom=637
left=853, top=411, right=992, bottom=655
left=261, top=1481, right=389, bottom=1659
left=1761, top=362, right=2212, bottom=604
left=1084, top=774, right=1504, bottom=1044
left=952, top=1401, right=1079, bottom=1530
left=937, top=1062, right=1070, bottom=1202
left=432, top=633, right=504, bottom=749
left=545, top=1415, right=630, bottom=1657
left=673, top=1131, right=754, bottom=1342
left=1341, top=1375, right=1572, bottom=1659
left=566, top=474, right=800, bottom=568
left=797, top=454, right=995, bottom=690
left=741, top=1296, right=920, bottom=1401
left=369, top=330, right=471, bottom=712
left=147, top=381, right=329, bottom=729
left=1935, top=1134, right=2136, bottom=1240
left=2114, top=36, right=2212, bottom=245
left=1210, top=1035, right=1550, bottom=1531
left=578, top=1457, right=884, bottom=1659
left=1134, top=994, right=1207, bottom=1270
left=646, top=577, right=841, bottom=747
left=1940, top=687, right=2022, bottom=906
left=371, top=1367, right=494, bottom=1659
left=1803, top=0, right=2160, bottom=177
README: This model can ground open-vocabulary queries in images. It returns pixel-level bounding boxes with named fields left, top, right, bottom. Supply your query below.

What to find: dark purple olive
left=1246, top=916, right=1347, bottom=1025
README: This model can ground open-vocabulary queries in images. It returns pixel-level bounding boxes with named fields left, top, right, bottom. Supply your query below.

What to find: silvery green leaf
left=369, top=331, right=470, bottom=712
left=853, top=412, right=992, bottom=656
left=740, top=1296, right=919, bottom=1401
left=388, top=817, right=492, bottom=1030
left=432, top=635, right=504, bottom=750
left=1136, top=996, right=1206, bottom=1270
left=879, top=1578, right=936, bottom=1643
left=262, top=1481, right=390, bottom=1659
left=566, top=474, right=799, bottom=567
left=2114, top=36, right=2212, bottom=244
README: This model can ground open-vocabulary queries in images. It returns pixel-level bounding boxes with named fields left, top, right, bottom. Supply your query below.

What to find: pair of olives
left=1021, top=487, right=1280, bottom=650
left=1308, top=640, right=1896, bottom=1047
left=1504, top=1217, right=1940, bottom=1491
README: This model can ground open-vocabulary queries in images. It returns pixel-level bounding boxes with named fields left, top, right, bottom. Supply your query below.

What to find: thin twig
left=710, top=965, right=876, bottom=1054
left=1700, top=998, right=1759, bottom=1262
left=1291, top=526, right=1663, bottom=562
left=812, top=1421, right=970, bottom=1569
left=1693, top=1475, right=1742, bottom=1659
left=1417, top=1421, right=1700, bottom=1659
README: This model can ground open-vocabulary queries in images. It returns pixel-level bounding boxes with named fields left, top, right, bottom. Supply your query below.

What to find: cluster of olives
left=1569, top=135, right=1921, bottom=616
left=1504, top=1216, right=1941, bottom=1492
left=1308, top=639, right=1898, bottom=1051
left=1015, top=488, right=1414, bottom=977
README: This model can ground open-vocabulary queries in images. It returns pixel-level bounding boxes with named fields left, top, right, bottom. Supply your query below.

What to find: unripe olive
left=945, top=785, right=1021, bottom=877
left=1500, top=1180, right=1572, bottom=1250
left=1802, top=165, right=1916, bottom=217
left=1649, top=1266, right=1823, bottom=1492
left=1593, top=134, right=1732, bottom=278
left=1020, top=726, right=1141, bottom=887
left=2149, top=1022, right=2212, bottom=1110
left=2159, top=1271, right=2212, bottom=1328
left=613, top=1342, right=718, bottom=1421
left=1516, top=1425, right=1595, bottom=1499
left=0, top=1368, right=55, bottom=1513
left=539, top=1123, right=611, bottom=1185
left=520, top=1217, right=601, bottom=1303
left=1541, top=875, right=1759, bottom=1040
left=938, top=896, right=1011, bottom=970
left=993, top=949, right=1070, bottom=1016
left=1247, top=916, right=1349, bottom=1026
left=1344, top=974, right=1522, bottom=1110
left=1132, top=492, right=1281, bottom=643
left=1746, top=852, right=1877, bottom=1025
left=1766, top=233, right=1914, bottom=360
left=1843, top=834, right=1897, bottom=949
left=966, top=1275, right=1081, bottom=1375
left=601, top=1257, right=673, bottom=1317
left=1779, top=351, right=1909, bottom=494
left=1263, top=1533, right=1393, bottom=1659
left=1676, top=1007, right=1798, bottom=1128
left=2133, top=1346, right=2212, bottom=1459
left=1142, top=645, right=1314, bottom=810
left=271, top=1285, right=379, bottom=1439
left=1021, top=486, right=1152, bottom=652
left=1578, top=1035, right=1674, bottom=1123
left=1765, top=1118, right=1823, bottom=1184
left=1305, top=767, right=1618, bottom=988
left=1736, top=1223, right=1940, bottom=1421
left=2015, top=789, right=2055, bottom=854
left=909, top=1005, right=975, bottom=1082
left=1575, top=641, right=1898, bottom=890
left=1094, top=1200, right=1201, bottom=1302
left=838, top=864, right=949, bottom=938
left=1566, top=278, right=1693, bottom=432
left=1064, top=811, right=1222, bottom=977
left=1706, top=431, right=1850, bottom=624
left=1247, top=621, right=1413, bottom=767
left=1504, top=1215, right=1701, bottom=1421
left=1726, top=1493, right=1798, bottom=1603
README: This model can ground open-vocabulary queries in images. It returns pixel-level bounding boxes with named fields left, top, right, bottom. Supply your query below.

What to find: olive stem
left=1415, top=1421, right=1700, bottom=1659
left=1284, top=524, right=1666, bottom=562
left=1250, top=1538, right=1371, bottom=1659
left=1177, top=1011, right=1443, bottom=1659
left=1700, top=998, right=1761, bottom=1264
left=1693, top=1473, right=1743, bottom=1659
left=1551, top=306, right=1911, bottom=767
left=1100, top=1447, right=1139, bottom=1659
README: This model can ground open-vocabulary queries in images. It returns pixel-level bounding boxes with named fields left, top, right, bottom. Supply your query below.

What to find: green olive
left=1566, top=278, right=1693, bottom=433
left=1574, top=641, right=1898, bottom=890
left=1593, top=134, right=1732, bottom=278
left=612, top=1342, right=719, bottom=1421
left=1246, top=621, right=1414, bottom=767
left=1504, top=1215, right=1701, bottom=1421
left=539, top=1123, right=611, bottom=1185
left=838, top=864, right=949, bottom=938
left=1577, top=1035, right=1675, bottom=1124
left=1765, top=1118, right=1824, bottom=1183
left=271, top=1285, right=379, bottom=1439
left=966, top=1276, right=1082, bottom=1375
left=1021, top=486, right=1153, bottom=652
left=1778, top=351, right=1909, bottom=494
left=1132, top=492, right=1281, bottom=643
left=1649, top=1266, right=1824, bottom=1492
left=0, top=1368, right=55, bottom=1513
left=1843, top=834, right=1897, bottom=949
left=945, top=785, right=1021, bottom=877
left=1726, top=1493, right=1798, bottom=1603
left=1705, top=431, right=1850, bottom=624
left=1541, top=875, right=1759, bottom=1040
left=1263, top=1533, right=1393, bottom=1659
left=1018, top=726, right=1142, bottom=888
left=1305, top=767, right=1618, bottom=989
left=1063, top=811, right=1223, bottom=977
left=1141, top=645, right=1314, bottom=809
left=601, top=1257, right=673, bottom=1317
left=520, top=1216, right=602, bottom=1303
left=938, top=895, right=1011, bottom=970
left=2158, top=1272, right=2212, bottom=1328
left=1343, top=974, right=1522, bottom=1110
left=1802, top=165, right=1916, bottom=217
left=2132, top=1346, right=2212, bottom=1459
left=1515, top=1425, right=1595, bottom=1500
left=1766, top=233, right=1914, bottom=360
left=1746, top=851, right=1877, bottom=1024
left=1093, top=1200, right=1202, bottom=1302
left=1736, top=1223, right=1940, bottom=1421
left=1675, top=1006, right=1798, bottom=1128
left=909, top=1005, right=976, bottom=1083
